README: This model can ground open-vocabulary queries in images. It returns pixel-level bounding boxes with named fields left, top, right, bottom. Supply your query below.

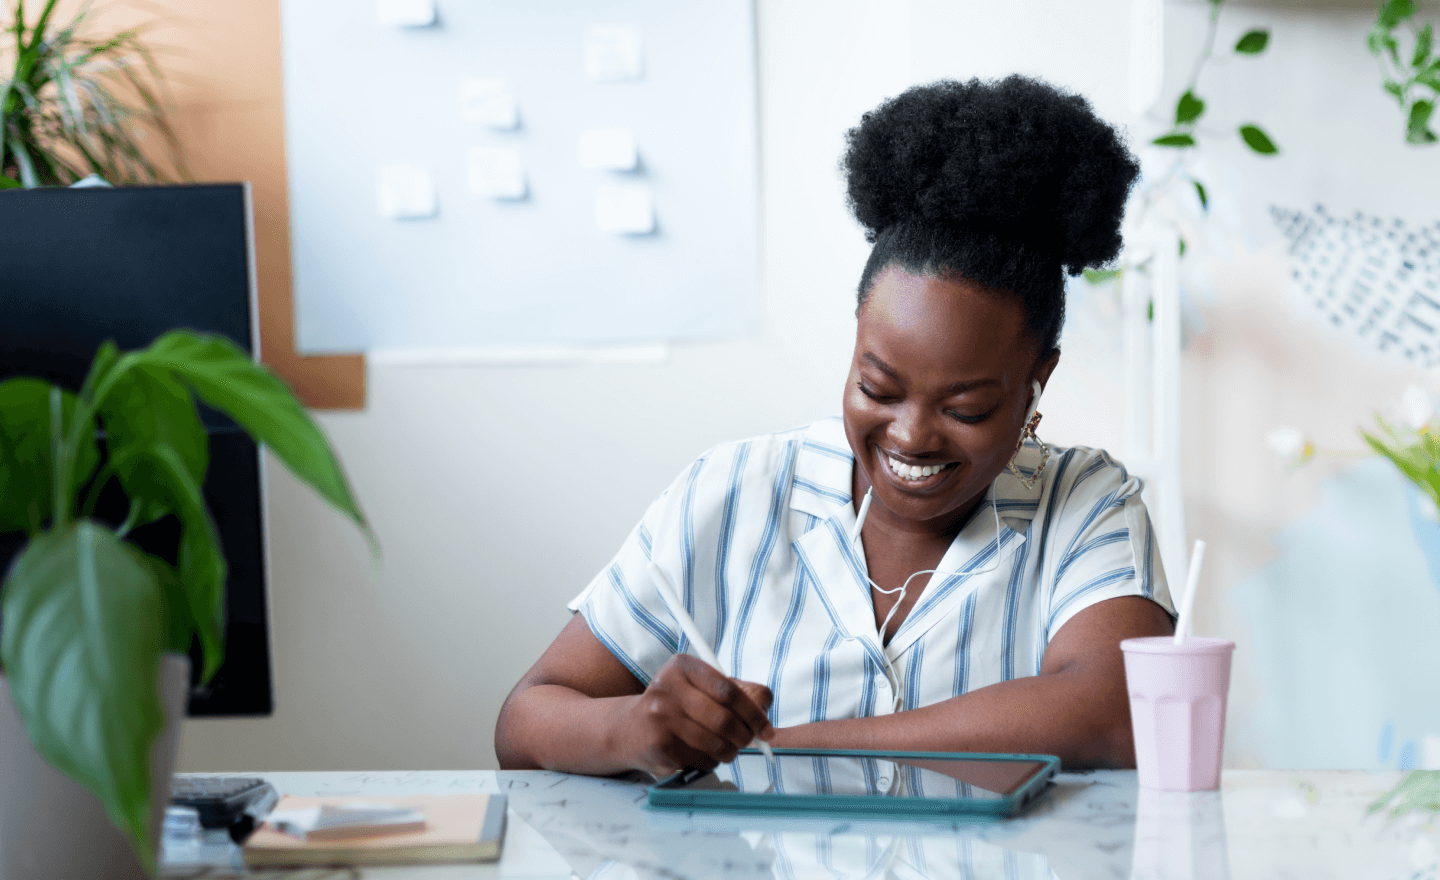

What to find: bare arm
left=770, top=596, right=1173, bottom=768
left=494, top=614, right=775, bottom=776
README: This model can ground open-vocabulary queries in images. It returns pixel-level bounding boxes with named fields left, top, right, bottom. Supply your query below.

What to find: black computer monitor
left=0, top=183, right=274, bottom=716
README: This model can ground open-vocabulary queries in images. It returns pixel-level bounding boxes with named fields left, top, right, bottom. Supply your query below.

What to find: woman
left=495, top=76, right=1176, bottom=777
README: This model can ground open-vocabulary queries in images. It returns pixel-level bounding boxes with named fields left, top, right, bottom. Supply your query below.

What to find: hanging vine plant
left=1083, top=0, right=1279, bottom=293
left=1368, top=0, right=1440, bottom=144
left=1, top=0, right=185, bottom=187
left=1147, top=0, right=1280, bottom=172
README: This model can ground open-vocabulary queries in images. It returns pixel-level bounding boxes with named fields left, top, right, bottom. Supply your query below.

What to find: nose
left=888, top=401, right=944, bottom=454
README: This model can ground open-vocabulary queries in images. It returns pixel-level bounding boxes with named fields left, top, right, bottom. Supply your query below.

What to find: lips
left=879, top=449, right=958, bottom=487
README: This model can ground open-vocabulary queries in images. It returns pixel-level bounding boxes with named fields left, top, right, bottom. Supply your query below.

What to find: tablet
left=648, top=748, right=1058, bottom=818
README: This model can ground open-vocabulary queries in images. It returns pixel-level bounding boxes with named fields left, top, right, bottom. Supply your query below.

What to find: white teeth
left=887, top=456, right=946, bottom=481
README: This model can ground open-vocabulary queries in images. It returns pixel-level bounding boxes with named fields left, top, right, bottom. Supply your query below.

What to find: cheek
left=841, top=384, right=882, bottom=429
left=963, top=420, right=1022, bottom=471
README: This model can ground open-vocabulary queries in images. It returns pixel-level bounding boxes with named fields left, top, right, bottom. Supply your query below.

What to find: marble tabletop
left=161, top=768, right=1440, bottom=880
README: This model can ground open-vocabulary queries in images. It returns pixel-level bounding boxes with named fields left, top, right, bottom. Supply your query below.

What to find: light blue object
left=1404, top=483, right=1440, bottom=597
left=1399, top=740, right=1418, bottom=770
left=1231, top=459, right=1440, bottom=769
left=280, top=0, right=759, bottom=352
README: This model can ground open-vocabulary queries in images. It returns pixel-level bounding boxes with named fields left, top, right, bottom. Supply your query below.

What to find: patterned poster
left=1273, top=205, right=1440, bottom=366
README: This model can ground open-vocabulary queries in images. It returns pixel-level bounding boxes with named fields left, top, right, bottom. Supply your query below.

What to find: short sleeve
left=566, top=467, right=691, bottom=686
left=566, top=434, right=768, bottom=686
left=1042, top=449, right=1175, bottom=640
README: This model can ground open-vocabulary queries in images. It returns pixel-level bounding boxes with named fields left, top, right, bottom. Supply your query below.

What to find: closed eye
left=857, top=381, right=895, bottom=402
left=946, top=406, right=996, bottom=425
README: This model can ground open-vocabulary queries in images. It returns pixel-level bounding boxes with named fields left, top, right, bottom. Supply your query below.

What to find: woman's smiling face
left=842, top=266, right=1058, bottom=536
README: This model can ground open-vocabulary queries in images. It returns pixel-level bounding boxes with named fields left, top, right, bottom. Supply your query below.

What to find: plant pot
left=0, top=654, right=188, bottom=880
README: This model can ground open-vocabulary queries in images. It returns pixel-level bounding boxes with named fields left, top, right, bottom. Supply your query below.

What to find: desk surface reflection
left=161, top=768, right=1438, bottom=880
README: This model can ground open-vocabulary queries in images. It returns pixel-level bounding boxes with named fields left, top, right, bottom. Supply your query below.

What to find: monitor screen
left=0, top=183, right=274, bottom=716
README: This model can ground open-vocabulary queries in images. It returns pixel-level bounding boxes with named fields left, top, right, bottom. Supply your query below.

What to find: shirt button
left=877, top=774, right=891, bottom=790
left=873, top=674, right=889, bottom=691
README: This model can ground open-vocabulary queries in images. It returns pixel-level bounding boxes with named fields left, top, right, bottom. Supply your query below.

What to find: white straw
left=1173, top=539, right=1207, bottom=645
left=647, top=561, right=775, bottom=761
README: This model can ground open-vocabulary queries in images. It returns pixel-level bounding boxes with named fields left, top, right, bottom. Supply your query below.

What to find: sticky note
left=585, top=25, right=644, bottom=83
left=594, top=184, right=654, bottom=234
left=468, top=148, right=527, bottom=200
left=376, top=164, right=437, bottom=219
left=376, top=0, right=435, bottom=27
left=459, top=78, right=519, bottom=129
left=578, top=128, right=638, bottom=171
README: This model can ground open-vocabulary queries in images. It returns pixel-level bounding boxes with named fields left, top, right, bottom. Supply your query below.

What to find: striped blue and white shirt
left=571, top=417, right=1173, bottom=728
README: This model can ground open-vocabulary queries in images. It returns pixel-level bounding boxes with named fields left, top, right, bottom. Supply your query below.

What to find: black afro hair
left=843, top=76, right=1139, bottom=355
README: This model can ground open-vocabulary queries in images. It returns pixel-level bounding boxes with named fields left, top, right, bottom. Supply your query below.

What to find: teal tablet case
left=647, top=748, right=1059, bottom=818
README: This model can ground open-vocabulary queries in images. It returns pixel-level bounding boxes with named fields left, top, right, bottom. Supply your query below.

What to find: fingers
left=735, top=681, right=776, bottom=738
left=626, top=655, right=777, bottom=774
left=634, top=717, right=720, bottom=778
left=672, top=655, right=775, bottom=741
left=631, top=689, right=732, bottom=775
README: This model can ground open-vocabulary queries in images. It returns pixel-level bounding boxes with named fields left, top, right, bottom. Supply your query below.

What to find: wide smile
left=877, top=448, right=959, bottom=489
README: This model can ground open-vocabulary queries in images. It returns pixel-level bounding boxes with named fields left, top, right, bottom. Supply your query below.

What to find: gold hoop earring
left=1007, top=411, right=1049, bottom=490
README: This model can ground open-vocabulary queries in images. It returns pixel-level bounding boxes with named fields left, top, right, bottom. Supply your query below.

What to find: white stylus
left=646, top=561, right=777, bottom=763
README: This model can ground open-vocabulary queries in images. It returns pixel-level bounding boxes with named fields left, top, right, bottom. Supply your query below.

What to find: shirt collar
left=788, top=417, right=856, bottom=522
left=788, top=420, right=1049, bottom=659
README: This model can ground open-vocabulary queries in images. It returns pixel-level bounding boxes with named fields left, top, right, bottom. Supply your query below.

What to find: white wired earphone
left=847, top=379, right=1044, bottom=721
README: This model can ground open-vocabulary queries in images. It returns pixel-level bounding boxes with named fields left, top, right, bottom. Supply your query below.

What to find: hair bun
left=843, top=76, right=1138, bottom=274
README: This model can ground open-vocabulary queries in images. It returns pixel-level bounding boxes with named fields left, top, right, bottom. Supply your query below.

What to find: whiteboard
left=280, top=0, right=759, bottom=353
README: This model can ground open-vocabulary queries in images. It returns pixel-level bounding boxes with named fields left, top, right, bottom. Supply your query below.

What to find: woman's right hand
left=614, top=653, right=775, bottom=777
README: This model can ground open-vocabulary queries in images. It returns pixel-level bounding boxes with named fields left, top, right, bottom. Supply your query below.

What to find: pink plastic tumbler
left=1120, top=637, right=1235, bottom=791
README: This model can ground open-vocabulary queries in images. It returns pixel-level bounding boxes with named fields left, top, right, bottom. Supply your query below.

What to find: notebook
left=243, top=793, right=506, bottom=867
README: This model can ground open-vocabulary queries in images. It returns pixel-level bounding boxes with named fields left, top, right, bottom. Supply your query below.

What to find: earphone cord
left=847, top=484, right=1004, bottom=715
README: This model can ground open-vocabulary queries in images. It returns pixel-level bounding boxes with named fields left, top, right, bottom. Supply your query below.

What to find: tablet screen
left=694, top=751, right=1049, bottom=799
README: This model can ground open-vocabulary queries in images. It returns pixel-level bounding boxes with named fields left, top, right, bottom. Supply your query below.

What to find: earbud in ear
left=1024, top=380, right=1043, bottom=425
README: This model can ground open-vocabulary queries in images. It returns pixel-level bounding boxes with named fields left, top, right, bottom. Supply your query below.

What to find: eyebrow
left=862, top=353, right=1000, bottom=394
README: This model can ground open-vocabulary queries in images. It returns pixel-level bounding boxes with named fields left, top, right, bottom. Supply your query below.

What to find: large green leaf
left=0, top=379, right=99, bottom=534
left=95, top=365, right=207, bottom=526
left=133, top=332, right=372, bottom=545
left=136, top=443, right=226, bottom=682
left=0, top=173, right=19, bottom=189
left=0, top=522, right=165, bottom=872
left=131, top=549, right=191, bottom=655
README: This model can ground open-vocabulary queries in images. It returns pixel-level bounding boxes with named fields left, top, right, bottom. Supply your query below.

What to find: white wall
left=177, top=0, right=1146, bottom=771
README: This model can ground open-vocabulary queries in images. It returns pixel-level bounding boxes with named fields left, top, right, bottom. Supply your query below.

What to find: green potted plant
left=3, top=0, right=185, bottom=187
left=0, top=331, right=372, bottom=877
